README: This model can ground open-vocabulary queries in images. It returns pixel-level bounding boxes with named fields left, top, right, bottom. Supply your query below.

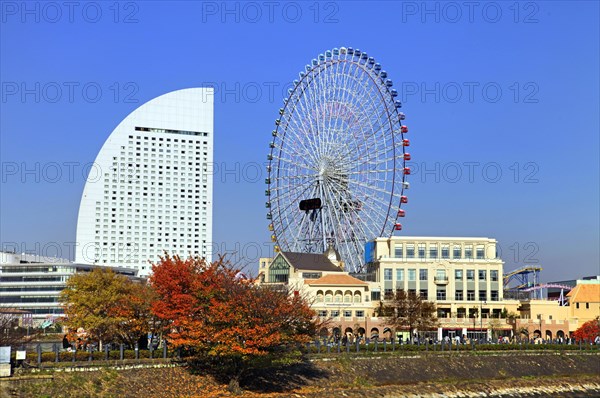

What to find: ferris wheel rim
left=265, top=47, right=410, bottom=272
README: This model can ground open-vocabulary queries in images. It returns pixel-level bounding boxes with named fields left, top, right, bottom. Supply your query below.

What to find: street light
left=480, top=300, right=487, bottom=342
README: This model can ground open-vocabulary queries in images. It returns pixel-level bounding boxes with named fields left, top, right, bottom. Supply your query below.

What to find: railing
left=434, top=276, right=449, bottom=284
left=13, top=340, right=175, bottom=365
left=299, top=338, right=600, bottom=356
left=442, top=318, right=512, bottom=327
left=8, top=338, right=600, bottom=367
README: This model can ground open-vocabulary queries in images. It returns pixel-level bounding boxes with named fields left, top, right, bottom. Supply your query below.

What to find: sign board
left=0, top=347, right=10, bottom=363
left=16, top=351, right=26, bottom=360
left=21, top=313, right=33, bottom=327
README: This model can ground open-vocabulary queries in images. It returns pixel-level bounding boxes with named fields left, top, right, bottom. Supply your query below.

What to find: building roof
left=280, top=252, right=341, bottom=272
left=567, top=283, right=600, bottom=303
left=308, top=273, right=368, bottom=286
left=0, top=308, right=30, bottom=315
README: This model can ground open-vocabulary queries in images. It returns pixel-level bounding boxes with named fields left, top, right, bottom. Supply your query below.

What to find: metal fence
left=10, top=338, right=599, bottom=366
left=299, top=337, right=600, bottom=355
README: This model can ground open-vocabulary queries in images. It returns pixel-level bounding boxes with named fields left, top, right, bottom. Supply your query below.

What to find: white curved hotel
left=75, top=88, right=214, bottom=276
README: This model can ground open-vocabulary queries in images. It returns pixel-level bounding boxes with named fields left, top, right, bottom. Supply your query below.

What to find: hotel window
left=436, top=269, right=446, bottom=280
left=344, top=310, right=352, bottom=318
left=479, top=290, right=487, bottom=301
left=408, top=269, right=416, bottom=281
left=453, top=245, right=461, bottom=259
left=465, top=245, right=473, bottom=259
left=406, top=244, right=415, bottom=258
left=371, top=290, right=381, bottom=301
left=455, top=270, right=463, bottom=281
left=419, top=289, right=428, bottom=299
left=331, top=310, right=340, bottom=317
left=476, top=245, right=485, bottom=259
left=455, top=290, right=464, bottom=300
left=325, top=293, right=332, bottom=303
left=491, top=290, right=499, bottom=301
left=490, top=270, right=498, bottom=282
left=356, top=310, right=364, bottom=317
left=478, top=270, right=487, bottom=281
left=396, top=268, right=404, bottom=281
left=418, top=244, right=426, bottom=259
left=436, top=289, right=446, bottom=300
left=441, top=245, right=450, bottom=259
left=394, top=244, right=403, bottom=258
left=467, top=270, right=475, bottom=281
left=429, top=245, right=438, bottom=259
left=384, top=288, right=393, bottom=298
left=419, top=269, right=428, bottom=281
left=467, top=290, right=475, bottom=301
left=318, top=310, right=327, bottom=317
left=384, top=268, right=393, bottom=281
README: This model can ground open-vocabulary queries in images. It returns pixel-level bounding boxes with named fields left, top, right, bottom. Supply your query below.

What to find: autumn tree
left=60, top=268, right=155, bottom=349
left=378, top=289, right=438, bottom=336
left=573, top=317, right=600, bottom=342
left=149, top=255, right=318, bottom=387
left=112, top=280, right=159, bottom=347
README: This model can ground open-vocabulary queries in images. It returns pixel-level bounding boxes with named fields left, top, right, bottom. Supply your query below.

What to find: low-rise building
left=259, top=236, right=518, bottom=341
left=0, top=251, right=138, bottom=325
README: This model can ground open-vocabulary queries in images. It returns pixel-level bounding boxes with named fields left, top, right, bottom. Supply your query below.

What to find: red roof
left=308, top=274, right=367, bottom=286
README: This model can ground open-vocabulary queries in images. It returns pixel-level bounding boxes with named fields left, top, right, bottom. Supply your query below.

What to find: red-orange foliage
left=149, top=255, right=317, bottom=358
left=572, top=317, right=600, bottom=342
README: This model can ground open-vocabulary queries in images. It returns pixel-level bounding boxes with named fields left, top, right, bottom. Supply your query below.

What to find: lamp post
left=480, top=300, right=487, bottom=342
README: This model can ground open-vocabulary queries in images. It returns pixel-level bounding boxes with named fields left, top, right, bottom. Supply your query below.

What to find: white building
left=0, top=251, right=138, bottom=324
left=75, top=88, right=214, bottom=276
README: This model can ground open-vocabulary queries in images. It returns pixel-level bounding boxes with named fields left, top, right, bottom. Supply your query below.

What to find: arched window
left=316, top=290, right=324, bottom=302
left=344, top=290, right=352, bottom=303
left=334, top=290, right=343, bottom=303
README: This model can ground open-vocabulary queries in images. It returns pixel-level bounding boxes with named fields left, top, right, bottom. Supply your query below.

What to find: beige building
left=514, top=279, right=600, bottom=340
left=258, top=248, right=379, bottom=338
left=259, top=237, right=599, bottom=341
left=366, top=236, right=515, bottom=339
left=566, top=280, right=600, bottom=322
left=260, top=237, right=518, bottom=340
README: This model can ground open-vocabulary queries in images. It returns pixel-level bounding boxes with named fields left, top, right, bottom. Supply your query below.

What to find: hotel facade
left=75, top=88, right=214, bottom=276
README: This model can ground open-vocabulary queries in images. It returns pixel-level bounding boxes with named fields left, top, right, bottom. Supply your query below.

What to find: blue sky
left=1, top=1, right=598, bottom=281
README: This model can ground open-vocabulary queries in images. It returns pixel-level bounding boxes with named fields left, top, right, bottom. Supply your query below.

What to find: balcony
left=434, top=276, right=449, bottom=285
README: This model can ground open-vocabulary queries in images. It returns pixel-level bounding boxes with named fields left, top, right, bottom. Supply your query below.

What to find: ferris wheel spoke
left=284, top=86, right=325, bottom=160
left=274, top=183, right=318, bottom=248
left=324, top=180, right=390, bottom=262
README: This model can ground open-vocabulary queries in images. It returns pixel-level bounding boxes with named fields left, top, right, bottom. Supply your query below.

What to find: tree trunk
left=227, top=377, right=242, bottom=395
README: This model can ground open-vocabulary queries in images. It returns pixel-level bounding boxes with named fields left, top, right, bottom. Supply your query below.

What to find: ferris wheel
left=265, top=47, right=411, bottom=273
